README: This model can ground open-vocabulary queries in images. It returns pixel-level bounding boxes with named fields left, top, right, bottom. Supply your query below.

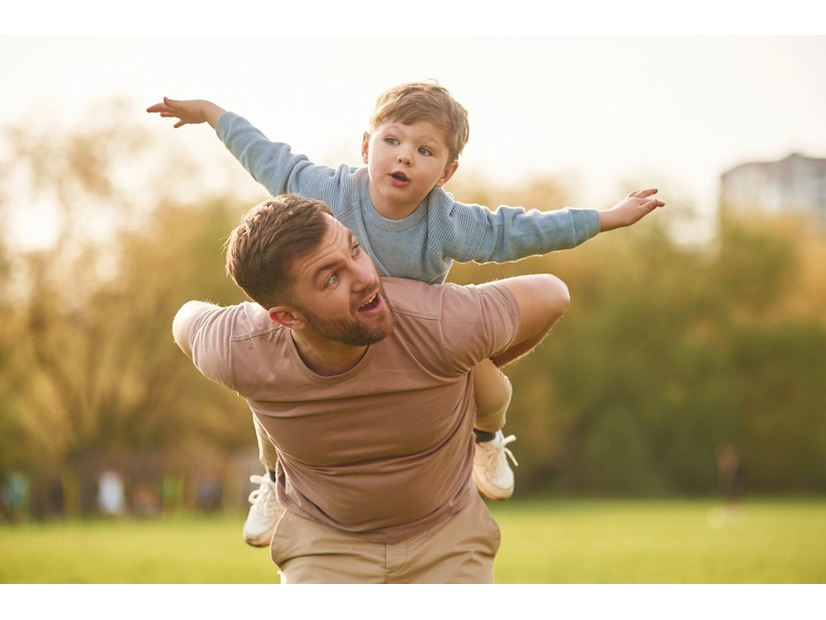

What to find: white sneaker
left=243, top=474, right=279, bottom=547
left=473, top=431, right=518, bottom=501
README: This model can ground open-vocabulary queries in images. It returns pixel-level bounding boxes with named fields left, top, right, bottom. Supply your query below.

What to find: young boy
left=147, top=82, right=664, bottom=547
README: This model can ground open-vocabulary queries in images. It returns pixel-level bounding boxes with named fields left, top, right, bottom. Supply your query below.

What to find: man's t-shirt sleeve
left=185, top=303, right=252, bottom=392
left=437, top=281, right=520, bottom=374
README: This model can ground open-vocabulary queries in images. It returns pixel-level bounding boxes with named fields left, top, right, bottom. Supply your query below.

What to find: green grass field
left=1, top=498, right=824, bottom=584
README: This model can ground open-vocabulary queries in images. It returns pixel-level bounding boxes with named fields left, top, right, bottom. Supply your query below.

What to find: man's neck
left=291, top=333, right=368, bottom=377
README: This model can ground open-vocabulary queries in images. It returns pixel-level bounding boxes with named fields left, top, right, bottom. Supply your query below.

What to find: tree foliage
left=0, top=103, right=254, bottom=480
left=1, top=101, right=824, bottom=509
left=448, top=182, right=826, bottom=496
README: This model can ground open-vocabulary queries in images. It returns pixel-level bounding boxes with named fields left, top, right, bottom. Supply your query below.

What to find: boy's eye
left=384, top=137, right=398, bottom=145
left=418, top=147, right=433, bottom=157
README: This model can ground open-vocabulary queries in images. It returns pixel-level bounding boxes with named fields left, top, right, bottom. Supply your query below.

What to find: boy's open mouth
left=391, top=172, right=409, bottom=182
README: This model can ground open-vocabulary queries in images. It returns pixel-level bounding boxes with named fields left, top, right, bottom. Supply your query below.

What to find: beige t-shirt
left=188, top=277, right=519, bottom=543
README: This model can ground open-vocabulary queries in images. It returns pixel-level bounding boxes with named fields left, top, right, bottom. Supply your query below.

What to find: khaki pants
left=270, top=492, right=500, bottom=584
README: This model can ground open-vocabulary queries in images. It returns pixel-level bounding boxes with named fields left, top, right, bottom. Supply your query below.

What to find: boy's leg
left=244, top=413, right=281, bottom=547
left=471, top=359, right=518, bottom=501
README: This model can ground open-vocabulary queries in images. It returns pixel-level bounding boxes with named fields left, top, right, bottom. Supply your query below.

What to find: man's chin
left=355, top=313, right=395, bottom=346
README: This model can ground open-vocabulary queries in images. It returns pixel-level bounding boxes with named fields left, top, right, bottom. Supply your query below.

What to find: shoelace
left=499, top=434, right=519, bottom=468
left=248, top=474, right=277, bottom=513
left=481, top=434, right=519, bottom=468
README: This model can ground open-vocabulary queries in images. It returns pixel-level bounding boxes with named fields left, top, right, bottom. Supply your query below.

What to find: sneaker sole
left=243, top=526, right=277, bottom=547
left=472, top=471, right=514, bottom=501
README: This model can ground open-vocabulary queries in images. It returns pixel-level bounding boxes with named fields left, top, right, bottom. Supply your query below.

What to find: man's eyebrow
left=310, top=230, right=358, bottom=281
left=312, top=259, right=338, bottom=282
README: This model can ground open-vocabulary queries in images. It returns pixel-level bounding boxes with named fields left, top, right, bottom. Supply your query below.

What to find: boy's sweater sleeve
left=430, top=189, right=602, bottom=264
left=215, top=111, right=325, bottom=197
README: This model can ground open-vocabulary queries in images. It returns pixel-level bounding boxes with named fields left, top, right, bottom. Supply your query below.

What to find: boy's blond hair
left=368, top=82, right=470, bottom=164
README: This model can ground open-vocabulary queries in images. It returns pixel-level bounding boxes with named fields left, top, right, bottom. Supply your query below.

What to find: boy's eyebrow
left=382, top=122, right=444, bottom=141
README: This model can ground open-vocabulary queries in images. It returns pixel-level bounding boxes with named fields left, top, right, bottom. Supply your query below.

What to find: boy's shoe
left=473, top=431, right=518, bottom=501
left=243, top=474, right=279, bottom=547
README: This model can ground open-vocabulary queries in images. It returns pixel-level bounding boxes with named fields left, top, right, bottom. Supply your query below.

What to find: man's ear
left=435, top=160, right=459, bottom=187
left=361, top=132, right=370, bottom=164
left=269, top=305, right=303, bottom=329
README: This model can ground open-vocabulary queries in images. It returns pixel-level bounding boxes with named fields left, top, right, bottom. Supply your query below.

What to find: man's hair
left=225, top=195, right=333, bottom=309
left=368, top=81, right=470, bottom=164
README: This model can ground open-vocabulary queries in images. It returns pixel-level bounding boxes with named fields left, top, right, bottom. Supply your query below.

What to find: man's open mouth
left=359, top=293, right=380, bottom=311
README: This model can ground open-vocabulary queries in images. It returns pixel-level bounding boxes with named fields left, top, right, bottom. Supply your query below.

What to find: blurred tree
left=1, top=100, right=824, bottom=506
left=450, top=187, right=826, bottom=496
left=0, top=100, right=254, bottom=483
left=0, top=233, right=33, bottom=476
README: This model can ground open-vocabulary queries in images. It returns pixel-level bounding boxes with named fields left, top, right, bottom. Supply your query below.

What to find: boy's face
left=361, top=119, right=458, bottom=218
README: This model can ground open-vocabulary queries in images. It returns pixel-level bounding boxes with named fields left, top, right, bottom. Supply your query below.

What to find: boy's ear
left=268, top=305, right=303, bottom=330
left=434, top=160, right=459, bottom=187
left=361, top=132, right=370, bottom=164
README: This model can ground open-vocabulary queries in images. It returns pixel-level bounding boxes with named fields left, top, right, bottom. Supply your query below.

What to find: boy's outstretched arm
left=599, top=188, right=665, bottom=232
left=146, top=97, right=226, bottom=129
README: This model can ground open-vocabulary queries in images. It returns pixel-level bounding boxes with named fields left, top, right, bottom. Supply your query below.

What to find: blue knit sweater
left=216, top=112, right=601, bottom=284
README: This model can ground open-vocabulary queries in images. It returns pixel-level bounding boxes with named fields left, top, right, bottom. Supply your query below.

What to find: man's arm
left=172, top=300, right=218, bottom=358
left=487, top=274, right=571, bottom=368
left=146, top=97, right=226, bottom=129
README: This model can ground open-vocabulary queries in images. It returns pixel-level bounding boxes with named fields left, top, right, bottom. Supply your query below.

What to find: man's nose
left=352, top=258, right=377, bottom=290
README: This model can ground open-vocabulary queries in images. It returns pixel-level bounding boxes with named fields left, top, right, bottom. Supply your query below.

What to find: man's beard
left=298, top=289, right=395, bottom=346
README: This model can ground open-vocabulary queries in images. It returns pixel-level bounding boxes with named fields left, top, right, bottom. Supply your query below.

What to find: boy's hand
left=599, top=188, right=665, bottom=232
left=145, top=97, right=225, bottom=129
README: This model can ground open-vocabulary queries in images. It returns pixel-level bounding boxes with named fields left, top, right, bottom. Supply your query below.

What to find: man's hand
left=146, top=97, right=225, bottom=129
left=599, top=188, right=665, bottom=232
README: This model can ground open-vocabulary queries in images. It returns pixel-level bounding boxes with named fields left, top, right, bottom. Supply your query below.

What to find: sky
left=3, top=8, right=825, bottom=247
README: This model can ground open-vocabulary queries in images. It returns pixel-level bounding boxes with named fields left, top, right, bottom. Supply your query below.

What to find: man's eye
left=325, top=273, right=339, bottom=287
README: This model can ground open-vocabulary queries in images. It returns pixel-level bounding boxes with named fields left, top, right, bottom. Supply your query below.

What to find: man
left=172, top=194, right=570, bottom=583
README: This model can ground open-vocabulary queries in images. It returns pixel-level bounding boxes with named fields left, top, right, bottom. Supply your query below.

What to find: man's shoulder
left=190, top=300, right=278, bottom=341
left=380, top=277, right=519, bottom=370
left=382, top=277, right=454, bottom=312
left=382, top=277, right=514, bottom=320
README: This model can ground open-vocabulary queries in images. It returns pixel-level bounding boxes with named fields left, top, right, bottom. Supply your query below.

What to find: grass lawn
left=492, top=497, right=826, bottom=583
left=1, top=497, right=824, bottom=584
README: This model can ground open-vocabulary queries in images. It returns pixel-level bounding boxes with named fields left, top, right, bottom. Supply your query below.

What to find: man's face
left=285, top=216, right=394, bottom=346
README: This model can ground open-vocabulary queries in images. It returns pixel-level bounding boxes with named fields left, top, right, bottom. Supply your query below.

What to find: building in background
left=720, top=153, right=826, bottom=230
